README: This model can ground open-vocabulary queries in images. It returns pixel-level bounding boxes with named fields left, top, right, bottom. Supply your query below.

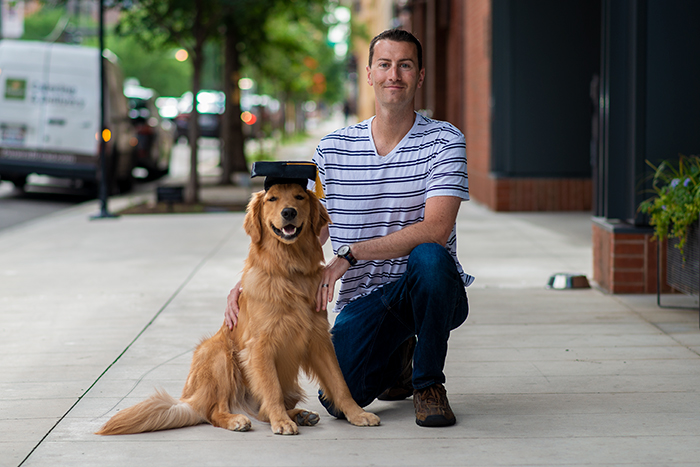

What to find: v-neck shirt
left=312, top=112, right=473, bottom=312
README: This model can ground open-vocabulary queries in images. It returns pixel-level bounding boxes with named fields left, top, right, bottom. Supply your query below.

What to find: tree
left=104, top=34, right=191, bottom=97
left=117, top=0, right=221, bottom=203
left=217, top=0, right=331, bottom=185
left=19, top=4, right=65, bottom=40
left=219, top=15, right=247, bottom=182
left=217, top=0, right=276, bottom=185
left=244, top=3, right=345, bottom=135
left=117, top=0, right=341, bottom=194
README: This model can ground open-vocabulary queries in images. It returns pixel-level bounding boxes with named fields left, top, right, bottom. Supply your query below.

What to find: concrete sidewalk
left=2, top=119, right=700, bottom=466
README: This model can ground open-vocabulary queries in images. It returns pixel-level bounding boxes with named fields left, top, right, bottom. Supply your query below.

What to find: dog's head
left=244, top=183, right=330, bottom=245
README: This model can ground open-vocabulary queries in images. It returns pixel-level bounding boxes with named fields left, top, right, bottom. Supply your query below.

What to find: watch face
left=338, top=245, right=349, bottom=256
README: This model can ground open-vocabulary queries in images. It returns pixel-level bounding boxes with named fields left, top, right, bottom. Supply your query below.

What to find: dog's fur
left=97, top=184, right=380, bottom=435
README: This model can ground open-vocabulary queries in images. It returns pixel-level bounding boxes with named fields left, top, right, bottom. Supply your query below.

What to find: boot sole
left=415, top=415, right=456, bottom=427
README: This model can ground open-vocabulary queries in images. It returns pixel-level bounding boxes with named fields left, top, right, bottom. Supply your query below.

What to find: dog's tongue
left=283, top=225, right=297, bottom=235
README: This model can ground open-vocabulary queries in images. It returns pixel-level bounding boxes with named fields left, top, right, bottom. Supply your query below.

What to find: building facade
left=353, top=0, right=700, bottom=294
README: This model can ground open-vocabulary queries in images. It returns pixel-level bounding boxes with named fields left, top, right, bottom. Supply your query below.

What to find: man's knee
left=406, top=243, right=468, bottom=327
left=408, top=243, right=457, bottom=278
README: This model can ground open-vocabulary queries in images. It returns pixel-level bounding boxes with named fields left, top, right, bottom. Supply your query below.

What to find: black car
left=125, top=83, right=174, bottom=179
left=174, top=90, right=225, bottom=142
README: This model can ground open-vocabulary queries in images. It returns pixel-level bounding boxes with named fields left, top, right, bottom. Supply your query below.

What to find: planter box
left=666, top=221, right=700, bottom=296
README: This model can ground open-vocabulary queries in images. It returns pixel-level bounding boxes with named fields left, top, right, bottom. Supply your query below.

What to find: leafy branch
left=638, top=155, right=700, bottom=257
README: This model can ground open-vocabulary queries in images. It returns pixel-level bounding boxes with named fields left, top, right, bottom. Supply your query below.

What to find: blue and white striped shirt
left=312, top=113, right=473, bottom=312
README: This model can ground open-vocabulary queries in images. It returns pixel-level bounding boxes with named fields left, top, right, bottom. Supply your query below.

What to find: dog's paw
left=227, top=414, right=252, bottom=432
left=271, top=418, right=299, bottom=435
left=294, top=410, right=320, bottom=426
left=347, top=411, right=381, bottom=427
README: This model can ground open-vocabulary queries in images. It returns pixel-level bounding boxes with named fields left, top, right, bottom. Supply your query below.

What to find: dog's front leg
left=246, top=346, right=299, bottom=435
left=308, top=337, right=381, bottom=427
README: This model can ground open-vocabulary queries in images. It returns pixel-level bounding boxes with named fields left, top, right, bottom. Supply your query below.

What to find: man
left=227, top=28, right=472, bottom=427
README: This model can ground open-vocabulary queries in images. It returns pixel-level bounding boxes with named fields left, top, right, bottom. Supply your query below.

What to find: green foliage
left=21, top=1, right=347, bottom=105
left=638, top=155, right=700, bottom=256
left=245, top=2, right=346, bottom=104
left=21, top=6, right=64, bottom=40
left=114, top=0, right=220, bottom=52
left=19, top=4, right=192, bottom=97
left=20, top=1, right=348, bottom=119
left=111, top=0, right=343, bottom=102
left=106, top=34, right=192, bottom=97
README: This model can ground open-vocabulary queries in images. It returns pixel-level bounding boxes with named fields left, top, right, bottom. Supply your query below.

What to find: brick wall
left=463, top=0, right=593, bottom=212
left=464, top=0, right=492, bottom=208
left=354, top=0, right=394, bottom=122
left=491, top=177, right=592, bottom=212
left=592, top=219, right=669, bottom=294
left=445, top=0, right=464, bottom=131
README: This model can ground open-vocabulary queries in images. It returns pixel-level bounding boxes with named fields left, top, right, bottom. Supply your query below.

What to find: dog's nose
left=281, top=208, right=297, bottom=221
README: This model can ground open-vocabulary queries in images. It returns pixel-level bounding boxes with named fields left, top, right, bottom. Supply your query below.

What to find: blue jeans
left=321, top=243, right=469, bottom=414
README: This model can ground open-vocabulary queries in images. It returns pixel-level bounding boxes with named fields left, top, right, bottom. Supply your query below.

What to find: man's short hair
left=368, top=28, right=423, bottom=71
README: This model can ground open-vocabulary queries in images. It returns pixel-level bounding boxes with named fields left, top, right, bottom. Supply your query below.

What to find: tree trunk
left=185, top=40, right=205, bottom=204
left=284, top=98, right=295, bottom=135
left=295, top=100, right=306, bottom=134
left=220, top=19, right=247, bottom=185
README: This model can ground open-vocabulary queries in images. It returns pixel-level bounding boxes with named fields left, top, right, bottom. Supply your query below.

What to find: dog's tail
left=96, top=388, right=204, bottom=435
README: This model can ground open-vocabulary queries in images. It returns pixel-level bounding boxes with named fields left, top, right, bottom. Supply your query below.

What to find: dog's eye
left=267, top=196, right=278, bottom=202
left=295, top=195, right=305, bottom=200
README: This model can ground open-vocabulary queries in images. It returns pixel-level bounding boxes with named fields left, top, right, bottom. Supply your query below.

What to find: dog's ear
left=244, top=191, right=265, bottom=243
left=307, top=189, right=331, bottom=237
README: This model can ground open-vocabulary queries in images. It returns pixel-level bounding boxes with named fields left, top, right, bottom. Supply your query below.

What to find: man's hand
left=314, top=197, right=461, bottom=312
left=224, top=281, right=242, bottom=329
left=316, top=255, right=350, bottom=311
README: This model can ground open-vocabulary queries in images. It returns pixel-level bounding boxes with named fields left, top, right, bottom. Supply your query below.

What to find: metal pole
left=91, top=0, right=117, bottom=219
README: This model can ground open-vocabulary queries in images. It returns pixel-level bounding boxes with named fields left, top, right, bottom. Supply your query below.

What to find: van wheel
left=83, top=181, right=99, bottom=198
left=9, top=175, right=27, bottom=190
left=145, top=158, right=169, bottom=181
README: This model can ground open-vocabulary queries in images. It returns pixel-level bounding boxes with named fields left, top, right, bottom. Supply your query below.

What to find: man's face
left=366, top=40, right=425, bottom=109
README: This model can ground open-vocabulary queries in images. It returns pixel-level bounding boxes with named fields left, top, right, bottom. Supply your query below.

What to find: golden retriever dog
left=97, top=183, right=380, bottom=435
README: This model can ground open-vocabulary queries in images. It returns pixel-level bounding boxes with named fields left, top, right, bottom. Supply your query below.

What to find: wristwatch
left=337, top=245, right=357, bottom=266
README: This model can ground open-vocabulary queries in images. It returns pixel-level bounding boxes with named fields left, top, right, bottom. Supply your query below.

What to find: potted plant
left=639, top=155, right=700, bottom=257
left=639, top=155, right=700, bottom=298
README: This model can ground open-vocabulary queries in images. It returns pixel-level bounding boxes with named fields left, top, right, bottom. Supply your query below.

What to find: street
left=0, top=179, right=92, bottom=232
left=0, top=137, right=233, bottom=233
left=0, top=173, right=167, bottom=232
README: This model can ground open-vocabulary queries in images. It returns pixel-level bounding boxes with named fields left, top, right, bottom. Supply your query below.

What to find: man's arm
left=352, top=196, right=461, bottom=260
left=316, top=195, right=462, bottom=310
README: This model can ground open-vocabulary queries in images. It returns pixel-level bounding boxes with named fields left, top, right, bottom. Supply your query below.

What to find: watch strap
left=338, top=245, right=357, bottom=266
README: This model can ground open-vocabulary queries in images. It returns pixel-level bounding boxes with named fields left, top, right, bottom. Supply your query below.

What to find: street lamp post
left=91, top=0, right=118, bottom=219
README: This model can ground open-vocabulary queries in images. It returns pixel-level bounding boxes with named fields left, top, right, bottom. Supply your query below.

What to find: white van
left=0, top=40, right=134, bottom=192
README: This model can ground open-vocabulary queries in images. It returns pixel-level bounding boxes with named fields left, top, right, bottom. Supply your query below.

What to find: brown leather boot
left=413, top=383, right=456, bottom=427
left=377, top=336, right=416, bottom=401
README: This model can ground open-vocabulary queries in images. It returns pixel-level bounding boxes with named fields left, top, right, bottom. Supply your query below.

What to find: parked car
left=174, top=90, right=225, bottom=142
left=0, top=40, right=135, bottom=193
left=124, top=79, right=173, bottom=180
